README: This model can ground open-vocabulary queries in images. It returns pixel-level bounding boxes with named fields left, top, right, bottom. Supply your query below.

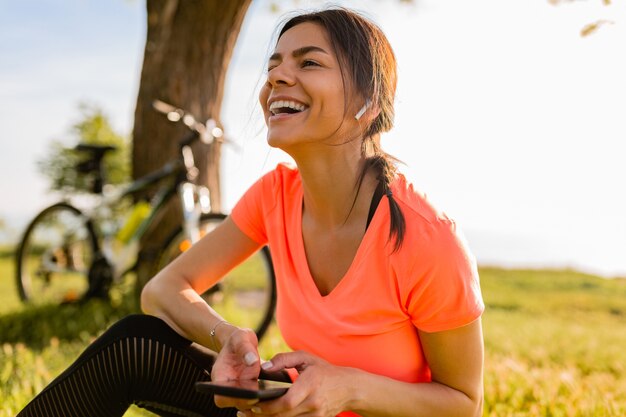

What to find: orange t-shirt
left=231, top=164, right=484, bottom=413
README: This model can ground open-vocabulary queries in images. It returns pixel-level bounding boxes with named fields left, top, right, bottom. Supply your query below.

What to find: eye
left=301, top=59, right=320, bottom=68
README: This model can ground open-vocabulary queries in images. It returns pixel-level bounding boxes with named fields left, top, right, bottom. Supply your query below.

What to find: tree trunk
left=132, top=0, right=253, bottom=288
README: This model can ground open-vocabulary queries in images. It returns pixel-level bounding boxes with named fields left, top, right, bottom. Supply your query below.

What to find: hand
left=239, top=351, right=355, bottom=417
left=211, top=327, right=261, bottom=410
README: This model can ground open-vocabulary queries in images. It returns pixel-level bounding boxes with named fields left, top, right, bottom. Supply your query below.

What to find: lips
left=266, top=96, right=309, bottom=122
left=269, top=100, right=308, bottom=115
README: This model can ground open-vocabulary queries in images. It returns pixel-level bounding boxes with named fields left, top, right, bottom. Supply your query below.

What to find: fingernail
left=237, top=412, right=245, bottom=417
left=261, top=361, right=273, bottom=370
left=251, top=406, right=262, bottom=413
left=244, top=351, right=258, bottom=365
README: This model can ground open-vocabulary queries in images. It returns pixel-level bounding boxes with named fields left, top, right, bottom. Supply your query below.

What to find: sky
left=1, top=0, right=625, bottom=277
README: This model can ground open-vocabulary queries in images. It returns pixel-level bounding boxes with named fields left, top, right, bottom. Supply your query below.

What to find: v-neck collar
left=293, top=183, right=387, bottom=300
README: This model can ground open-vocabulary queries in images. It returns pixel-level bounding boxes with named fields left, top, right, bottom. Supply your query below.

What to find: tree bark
left=132, top=0, right=253, bottom=288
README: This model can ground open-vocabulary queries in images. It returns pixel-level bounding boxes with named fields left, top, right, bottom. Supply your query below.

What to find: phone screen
left=195, top=379, right=291, bottom=400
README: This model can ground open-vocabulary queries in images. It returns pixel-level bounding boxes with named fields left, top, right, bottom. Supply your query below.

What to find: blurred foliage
left=0, top=218, right=18, bottom=247
left=548, top=0, right=616, bottom=37
left=37, top=104, right=130, bottom=193
left=580, top=19, right=615, bottom=36
left=1, top=214, right=16, bottom=249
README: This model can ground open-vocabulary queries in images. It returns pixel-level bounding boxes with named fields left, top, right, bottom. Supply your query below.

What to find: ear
left=354, top=99, right=370, bottom=120
left=354, top=99, right=381, bottom=124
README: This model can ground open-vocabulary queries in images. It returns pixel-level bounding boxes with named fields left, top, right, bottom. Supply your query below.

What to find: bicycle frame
left=123, top=142, right=212, bottom=246
left=16, top=101, right=277, bottom=339
left=70, top=130, right=212, bottom=279
left=19, top=99, right=225, bottom=301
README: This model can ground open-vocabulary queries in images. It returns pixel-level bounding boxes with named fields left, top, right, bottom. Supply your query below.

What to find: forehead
left=274, top=21, right=333, bottom=56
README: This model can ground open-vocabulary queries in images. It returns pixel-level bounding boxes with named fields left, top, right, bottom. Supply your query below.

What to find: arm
left=350, top=319, right=484, bottom=417
left=140, top=216, right=261, bottom=359
left=249, top=319, right=483, bottom=417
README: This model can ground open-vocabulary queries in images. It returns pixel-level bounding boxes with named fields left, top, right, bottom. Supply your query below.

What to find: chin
left=267, top=140, right=298, bottom=157
left=266, top=133, right=288, bottom=150
left=268, top=137, right=309, bottom=162
left=266, top=129, right=297, bottom=149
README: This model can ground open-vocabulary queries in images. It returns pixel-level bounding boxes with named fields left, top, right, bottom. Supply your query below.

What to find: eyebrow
left=269, top=45, right=329, bottom=62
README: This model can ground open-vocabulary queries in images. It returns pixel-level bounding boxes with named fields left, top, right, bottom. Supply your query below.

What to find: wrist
left=212, top=321, right=237, bottom=352
left=344, top=367, right=368, bottom=413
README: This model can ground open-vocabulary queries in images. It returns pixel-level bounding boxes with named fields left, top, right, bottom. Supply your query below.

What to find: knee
left=112, top=314, right=162, bottom=332
left=104, top=314, right=187, bottom=345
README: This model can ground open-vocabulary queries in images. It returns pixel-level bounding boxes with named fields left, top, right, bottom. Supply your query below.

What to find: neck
left=293, top=145, right=377, bottom=229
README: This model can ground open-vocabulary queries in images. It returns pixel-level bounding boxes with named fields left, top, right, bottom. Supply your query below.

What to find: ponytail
left=365, top=140, right=406, bottom=252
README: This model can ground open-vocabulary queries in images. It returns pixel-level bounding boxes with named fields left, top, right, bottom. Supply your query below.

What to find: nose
left=267, top=62, right=296, bottom=87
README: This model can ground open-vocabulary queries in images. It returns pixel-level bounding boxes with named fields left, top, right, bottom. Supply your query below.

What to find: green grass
left=1, top=255, right=625, bottom=416
left=480, top=267, right=626, bottom=416
left=0, top=251, right=288, bottom=417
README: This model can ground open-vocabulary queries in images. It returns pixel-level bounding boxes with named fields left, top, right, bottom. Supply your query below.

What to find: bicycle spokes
left=17, top=204, right=95, bottom=305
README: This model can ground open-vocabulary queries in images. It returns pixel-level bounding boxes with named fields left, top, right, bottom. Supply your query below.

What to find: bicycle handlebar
left=152, top=99, right=224, bottom=146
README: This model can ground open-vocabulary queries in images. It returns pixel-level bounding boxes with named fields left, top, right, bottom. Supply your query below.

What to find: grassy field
left=1, top=251, right=625, bottom=416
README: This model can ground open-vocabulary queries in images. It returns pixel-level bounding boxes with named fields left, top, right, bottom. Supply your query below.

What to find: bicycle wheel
left=16, top=203, right=98, bottom=305
left=157, top=213, right=277, bottom=341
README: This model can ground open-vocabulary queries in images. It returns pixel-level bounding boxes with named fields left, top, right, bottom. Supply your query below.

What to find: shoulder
left=390, top=174, right=455, bottom=235
left=231, top=163, right=301, bottom=243
left=274, top=162, right=300, bottom=186
left=248, top=162, right=301, bottom=200
left=389, top=176, right=483, bottom=331
left=258, top=162, right=300, bottom=189
left=390, top=174, right=475, bottom=273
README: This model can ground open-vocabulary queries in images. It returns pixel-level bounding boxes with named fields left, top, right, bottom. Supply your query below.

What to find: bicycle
left=15, top=100, right=277, bottom=340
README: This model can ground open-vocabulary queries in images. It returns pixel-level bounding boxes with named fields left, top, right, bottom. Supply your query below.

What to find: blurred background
left=1, top=0, right=625, bottom=277
left=2, top=2, right=626, bottom=416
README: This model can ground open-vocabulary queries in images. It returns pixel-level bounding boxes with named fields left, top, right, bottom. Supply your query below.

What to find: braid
left=366, top=140, right=406, bottom=252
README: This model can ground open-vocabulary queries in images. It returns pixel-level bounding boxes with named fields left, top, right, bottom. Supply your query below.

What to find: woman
left=18, top=7, right=484, bottom=417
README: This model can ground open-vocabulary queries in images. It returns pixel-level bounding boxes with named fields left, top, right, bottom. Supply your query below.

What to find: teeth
left=269, top=100, right=307, bottom=114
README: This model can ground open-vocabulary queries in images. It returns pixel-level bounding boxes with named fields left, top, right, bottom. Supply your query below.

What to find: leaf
left=580, top=19, right=614, bottom=37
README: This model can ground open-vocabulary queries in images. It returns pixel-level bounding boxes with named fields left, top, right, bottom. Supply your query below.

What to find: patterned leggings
left=17, top=314, right=238, bottom=417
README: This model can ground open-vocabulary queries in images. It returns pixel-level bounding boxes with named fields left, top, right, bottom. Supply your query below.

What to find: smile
left=269, top=100, right=308, bottom=116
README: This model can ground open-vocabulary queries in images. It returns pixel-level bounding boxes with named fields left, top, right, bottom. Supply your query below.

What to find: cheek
left=329, top=76, right=348, bottom=109
left=320, top=85, right=347, bottom=119
left=259, top=84, right=270, bottom=113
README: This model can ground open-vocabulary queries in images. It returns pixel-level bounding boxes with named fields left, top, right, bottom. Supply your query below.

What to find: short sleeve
left=230, top=174, right=272, bottom=245
left=401, top=219, right=484, bottom=333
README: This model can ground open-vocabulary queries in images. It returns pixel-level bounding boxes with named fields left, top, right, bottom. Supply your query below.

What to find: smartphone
left=195, top=379, right=291, bottom=400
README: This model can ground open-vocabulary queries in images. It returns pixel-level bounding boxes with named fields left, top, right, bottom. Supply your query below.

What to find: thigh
left=18, top=314, right=234, bottom=417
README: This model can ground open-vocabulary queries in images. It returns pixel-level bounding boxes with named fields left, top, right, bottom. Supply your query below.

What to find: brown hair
left=278, top=7, right=406, bottom=251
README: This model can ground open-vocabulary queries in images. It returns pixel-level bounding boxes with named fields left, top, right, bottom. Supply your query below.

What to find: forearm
left=347, top=368, right=482, bottom=417
left=140, top=271, right=236, bottom=351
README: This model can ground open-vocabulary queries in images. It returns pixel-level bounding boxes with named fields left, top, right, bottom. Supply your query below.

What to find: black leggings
left=17, top=315, right=237, bottom=417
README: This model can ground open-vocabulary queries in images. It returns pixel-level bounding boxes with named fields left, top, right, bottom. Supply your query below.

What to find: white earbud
left=354, top=99, right=371, bottom=120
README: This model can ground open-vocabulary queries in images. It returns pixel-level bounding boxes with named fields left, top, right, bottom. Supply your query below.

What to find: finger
left=212, top=330, right=261, bottom=381
left=232, top=329, right=260, bottom=366
left=247, top=381, right=310, bottom=416
left=250, top=403, right=313, bottom=417
left=261, top=351, right=312, bottom=372
left=259, top=367, right=292, bottom=382
left=213, top=394, right=259, bottom=410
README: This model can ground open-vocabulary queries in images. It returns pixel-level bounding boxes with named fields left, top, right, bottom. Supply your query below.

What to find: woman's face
left=259, top=22, right=361, bottom=151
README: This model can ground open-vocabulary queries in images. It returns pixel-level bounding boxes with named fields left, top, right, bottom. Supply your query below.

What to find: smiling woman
left=17, top=7, right=484, bottom=417
left=260, top=23, right=350, bottom=150
left=214, top=10, right=483, bottom=417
